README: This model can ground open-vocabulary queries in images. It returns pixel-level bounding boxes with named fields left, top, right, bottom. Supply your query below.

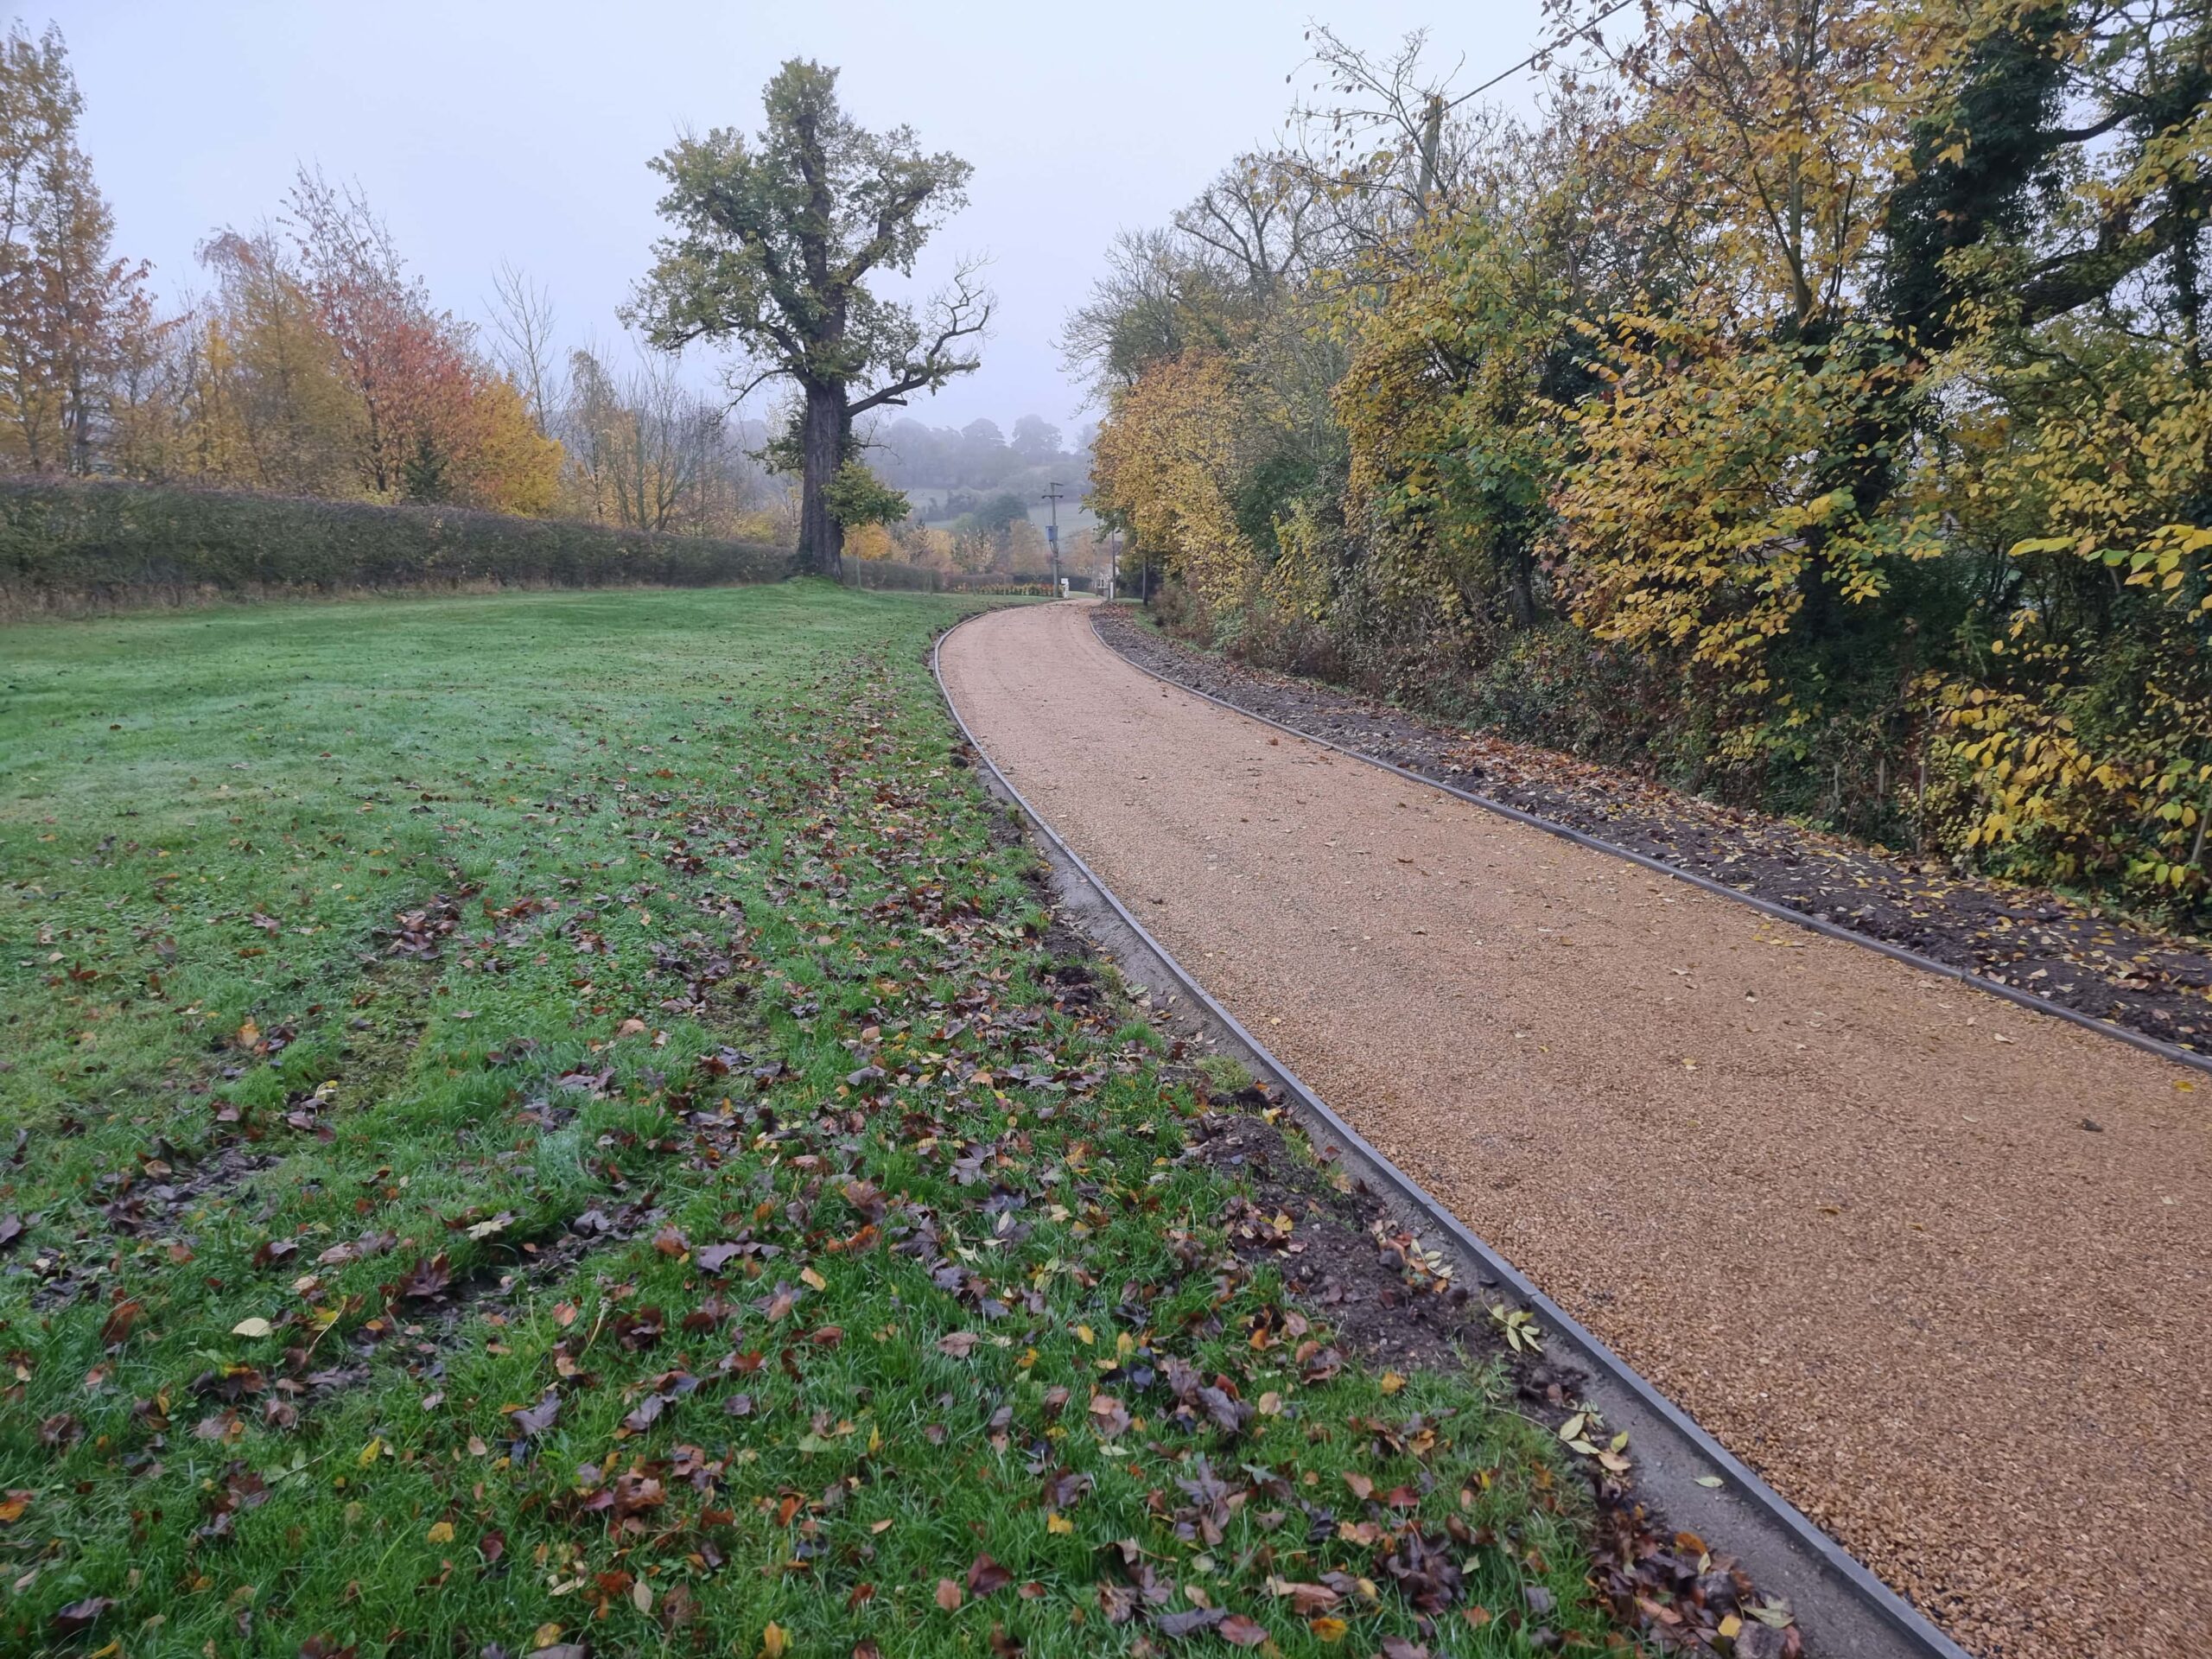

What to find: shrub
left=1217, top=600, right=1347, bottom=683
left=0, top=477, right=795, bottom=617
left=836, top=559, right=1052, bottom=594
left=1147, top=577, right=1214, bottom=644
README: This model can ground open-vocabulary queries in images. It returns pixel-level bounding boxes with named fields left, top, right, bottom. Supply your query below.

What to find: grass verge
left=3, top=582, right=1618, bottom=1658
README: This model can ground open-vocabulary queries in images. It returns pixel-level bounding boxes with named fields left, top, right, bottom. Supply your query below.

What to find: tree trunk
left=1506, top=539, right=1537, bottom=629
left=67, top=361, right=91, bottom=476
left=798, top=383, right=849, bottom=579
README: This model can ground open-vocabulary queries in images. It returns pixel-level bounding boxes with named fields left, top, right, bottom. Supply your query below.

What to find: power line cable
left=1444, top=0, right=1645, bottom=111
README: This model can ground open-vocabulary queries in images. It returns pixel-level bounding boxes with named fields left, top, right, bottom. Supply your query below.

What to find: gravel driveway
left=941, top=599, right=2210, bottom=1659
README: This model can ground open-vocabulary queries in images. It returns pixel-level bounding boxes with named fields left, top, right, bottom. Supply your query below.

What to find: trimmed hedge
left=0, top=477, right=796, bottom=617
left=840, top=558, right=1054, bottom=594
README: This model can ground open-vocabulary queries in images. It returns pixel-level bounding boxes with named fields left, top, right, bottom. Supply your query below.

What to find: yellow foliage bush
left=843, top=523, right=896, bottom=562
left=1090, top=351, right=1263, bottom=607
left=1555, top=316, right=1942, bottom=757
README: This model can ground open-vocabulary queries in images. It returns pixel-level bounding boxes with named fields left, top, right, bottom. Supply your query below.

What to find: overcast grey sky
left=57, top=0, right=1548, bottom=436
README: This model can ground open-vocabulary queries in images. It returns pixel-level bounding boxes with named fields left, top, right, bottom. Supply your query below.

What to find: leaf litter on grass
left=1, top=587, right=1778, bottom=1657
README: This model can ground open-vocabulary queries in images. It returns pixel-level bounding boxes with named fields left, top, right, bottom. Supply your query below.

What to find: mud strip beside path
left=939, top=600, right=2210, bottom=1659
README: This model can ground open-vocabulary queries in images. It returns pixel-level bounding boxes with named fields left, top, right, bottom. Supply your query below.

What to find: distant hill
left=902, top=486, right=1098, bottom=536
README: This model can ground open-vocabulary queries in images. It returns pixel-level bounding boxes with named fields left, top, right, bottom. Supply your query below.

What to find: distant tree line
left=1077, top=4, right=2212, bottom=922
left=809, top=411, right=1092, bottom=575
left=864, top=413, right=1092, bottom=492
left=0, top=22, right=785, bottom=544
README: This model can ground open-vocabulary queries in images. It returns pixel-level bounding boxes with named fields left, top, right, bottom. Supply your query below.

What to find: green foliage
left=630, top=59, right=988, bottom=574
left=1877, top=2, right=2069, bottom=351
left=0, top=478, right=792, bottom=616
left=971, top=489, right=1028, bottom=537
left=399, top=432, right=448, bottom=504
left=632, top=61, right=975, bottom=379
left=1084, top=0, right=2212, bottom=918
left=821, top=459, right=909, bottom=528
left=1230, top=449, right=1327, bottom=561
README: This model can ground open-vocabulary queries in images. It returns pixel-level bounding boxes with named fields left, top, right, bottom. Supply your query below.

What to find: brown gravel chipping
left=1089, top=604, right=2212, bottom=1054
left=940, top=600, right=2212, bottom=1659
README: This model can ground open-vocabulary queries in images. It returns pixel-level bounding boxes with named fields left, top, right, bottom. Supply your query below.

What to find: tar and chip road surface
left=941, top=600, right=2209, bottom=1659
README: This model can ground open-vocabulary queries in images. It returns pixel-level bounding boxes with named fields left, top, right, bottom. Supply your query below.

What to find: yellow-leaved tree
left=843, top=523, right=896, bottom=562
left=1090, top=350, right=1262, bottom=607
left=450, top=375, right=563, bottom=518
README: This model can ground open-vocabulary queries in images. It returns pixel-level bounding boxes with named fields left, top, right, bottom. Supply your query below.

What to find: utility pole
left=1416, top=92, right=1443, bottom=215
left=1041, top=480, right=1065, bottom=595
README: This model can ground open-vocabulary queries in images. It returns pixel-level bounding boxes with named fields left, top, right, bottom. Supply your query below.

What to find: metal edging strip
left=931, top=610, right=1978, bottom=1659
left=1087, top=613, right=2212, bottom=1080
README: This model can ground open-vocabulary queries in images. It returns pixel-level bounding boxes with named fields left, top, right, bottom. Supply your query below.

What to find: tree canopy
left=631, top=59, right=990, bottom=575
left=1078, top=0, right=2212, bottom=921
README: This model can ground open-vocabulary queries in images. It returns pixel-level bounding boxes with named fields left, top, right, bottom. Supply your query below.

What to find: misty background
left=59, top=0, right=1550, bottom=444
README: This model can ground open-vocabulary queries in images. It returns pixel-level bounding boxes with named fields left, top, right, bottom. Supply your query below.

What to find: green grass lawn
left=0, top=582, right=1610, bottom=1658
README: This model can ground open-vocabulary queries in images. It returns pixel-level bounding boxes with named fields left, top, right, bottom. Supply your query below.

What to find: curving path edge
left=939, top=599, right=2210, bottom=1659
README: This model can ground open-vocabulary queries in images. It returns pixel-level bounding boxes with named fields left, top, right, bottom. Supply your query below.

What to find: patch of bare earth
left=944, top=599, right=2212, bottom=1659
